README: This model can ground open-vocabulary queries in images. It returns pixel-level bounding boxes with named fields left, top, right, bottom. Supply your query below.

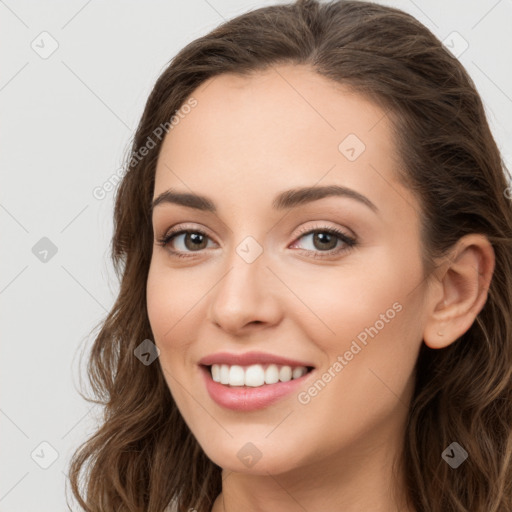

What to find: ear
left=423, top=234, right=495, bottom=349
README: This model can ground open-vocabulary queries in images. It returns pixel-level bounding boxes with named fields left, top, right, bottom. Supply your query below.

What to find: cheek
left=285, top=258, right=402, bottom=351
left=146, top=261, right=195, bottom=341
left=146, top=263, right=192, bottom=375
left=291, top=249, right=422, bottom=403
left=146, top=266, right=171, bottom=341
left=146, top=264, right=197, bottom=409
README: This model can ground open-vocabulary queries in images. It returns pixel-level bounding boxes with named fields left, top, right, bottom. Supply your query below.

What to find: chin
left=195, top=433, right=309, bottom=476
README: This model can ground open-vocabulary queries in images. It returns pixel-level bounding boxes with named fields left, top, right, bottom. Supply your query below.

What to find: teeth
left=279, top=366, right=292, bottom=382
left=211, top=364, right=220, bottom=382
left=229, top=365, right=245, bottom=386
left=292, top=366, right=306, bottom=379
left=220, top=364, right=230, bottom=385
left=265, top=364, right=279, bottom=384
left=210, top=363, right=309, bottom=387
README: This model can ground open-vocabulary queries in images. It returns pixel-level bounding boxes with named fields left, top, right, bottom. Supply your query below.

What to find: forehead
left=162, top=64, right=391, bottom=158
left=154, top=64, right=416, bottom=220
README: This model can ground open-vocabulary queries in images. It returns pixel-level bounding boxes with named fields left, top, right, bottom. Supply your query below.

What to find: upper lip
left=199, top=351, right=315, bottom=368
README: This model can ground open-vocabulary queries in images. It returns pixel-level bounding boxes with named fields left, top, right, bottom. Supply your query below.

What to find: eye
left=290, top=225, right=357, bottom=259
left=156, top=227, right=215, bottom=258
left=155, top=224, right=358, bottom=260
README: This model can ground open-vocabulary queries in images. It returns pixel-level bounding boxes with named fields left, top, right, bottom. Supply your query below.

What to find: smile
left=209, top=363, right=313, bottom=387
left=199, top=364, right=315, bottom=411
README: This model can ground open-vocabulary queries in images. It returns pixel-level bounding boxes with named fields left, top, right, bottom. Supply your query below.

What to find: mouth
left=202, top=363, right=315, bottom=388
left=199, top=363, right=316, bottom=411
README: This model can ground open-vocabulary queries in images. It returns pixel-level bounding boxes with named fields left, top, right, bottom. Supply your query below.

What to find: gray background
left=1, top=0, right=511, bottom=510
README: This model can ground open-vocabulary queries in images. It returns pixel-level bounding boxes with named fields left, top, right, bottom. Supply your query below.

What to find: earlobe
left=422, top=234, right=495, bottom=350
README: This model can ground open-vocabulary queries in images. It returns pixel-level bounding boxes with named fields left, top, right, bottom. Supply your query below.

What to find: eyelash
left=155, top=224, right=357, bottom=260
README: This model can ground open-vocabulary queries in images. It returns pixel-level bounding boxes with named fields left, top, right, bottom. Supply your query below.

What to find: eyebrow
left=151, top=184, right=378, bottom=215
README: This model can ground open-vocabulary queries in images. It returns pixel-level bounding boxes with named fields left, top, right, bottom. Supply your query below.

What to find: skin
left=146, top=64, right=495, bottom=512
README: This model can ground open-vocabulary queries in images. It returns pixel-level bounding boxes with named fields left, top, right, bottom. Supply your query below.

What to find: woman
left=68, top=0, right=512, bottom=510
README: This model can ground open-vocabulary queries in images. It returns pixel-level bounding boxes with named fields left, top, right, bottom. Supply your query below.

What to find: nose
left=207, top=248, right=283, bottom=335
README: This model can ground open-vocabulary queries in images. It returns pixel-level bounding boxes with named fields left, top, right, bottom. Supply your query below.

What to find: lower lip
left=200, top=365, right=313, bottom=411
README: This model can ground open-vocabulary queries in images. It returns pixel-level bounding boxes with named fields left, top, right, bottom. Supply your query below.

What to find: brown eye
left=310, top=232, right=339, bottom=251
left=181, top=232, right=209, bottom=251
left=157, top=229, right=215, bottom=255
left=290, top=226, right=358, bottom=259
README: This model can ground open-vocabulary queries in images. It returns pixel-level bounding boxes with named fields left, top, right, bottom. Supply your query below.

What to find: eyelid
left=293, top=221, right=355, bottom=240
left=162, top=222, right=214, bottom=238
left=158, top=220, right=351, bottom=240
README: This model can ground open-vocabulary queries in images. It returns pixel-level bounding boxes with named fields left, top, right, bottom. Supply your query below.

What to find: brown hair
left=67, top=0, right=512, bottom=510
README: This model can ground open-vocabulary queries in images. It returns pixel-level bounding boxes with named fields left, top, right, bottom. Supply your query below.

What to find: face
left=147, top=64, right=429, bottom=476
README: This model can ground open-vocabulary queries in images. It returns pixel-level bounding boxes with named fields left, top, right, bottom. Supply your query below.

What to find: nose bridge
left=216, top=236, right=268, bottom=306
left=208, top=233, right=282, bottom=330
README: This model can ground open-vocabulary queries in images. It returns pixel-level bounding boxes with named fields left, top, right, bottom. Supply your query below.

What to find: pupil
left=315, top=232, right=335, bottom=250
left=187, top=233, right=206, bottom=250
